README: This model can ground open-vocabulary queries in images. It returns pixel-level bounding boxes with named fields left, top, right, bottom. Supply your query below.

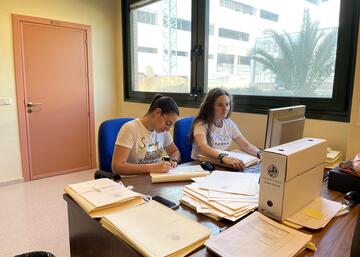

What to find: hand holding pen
left=163, top=157, right=178, bottom=169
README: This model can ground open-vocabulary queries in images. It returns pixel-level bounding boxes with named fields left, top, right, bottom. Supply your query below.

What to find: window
left=137, top=10, right=157, bottom=25
left=219, top=0, right=256, bottom=15
left=122, top=0, right=359, bottom=121
left=177, top=18, right=191, bottom=31
left=260, top=9, right=279, bottom=22
left=238, top=56, right=251, bottom=65
left=306, top=0, right=320, bottom=5
left=219, top=28, right=249, bottom=41
left=217, top=53, right=235, bottom=73
left=138, top=46, right=158, bottom=53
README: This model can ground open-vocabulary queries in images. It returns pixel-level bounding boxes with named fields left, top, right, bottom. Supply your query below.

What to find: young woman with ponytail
left=112, top=94, right=181, bottom=175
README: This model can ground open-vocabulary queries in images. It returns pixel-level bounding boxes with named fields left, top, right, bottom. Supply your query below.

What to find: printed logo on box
left=267, top=165, right=279, bottom=178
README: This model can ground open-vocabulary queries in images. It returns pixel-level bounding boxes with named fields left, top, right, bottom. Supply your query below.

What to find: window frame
left=122, top=0, right=359, bottom=121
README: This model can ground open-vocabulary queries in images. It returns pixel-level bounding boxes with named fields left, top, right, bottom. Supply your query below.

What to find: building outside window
left=123, top=0, right=358, bottom=121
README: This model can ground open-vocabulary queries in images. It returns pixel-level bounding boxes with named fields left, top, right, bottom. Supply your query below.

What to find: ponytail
left=146, top=94, right=179, bottom=116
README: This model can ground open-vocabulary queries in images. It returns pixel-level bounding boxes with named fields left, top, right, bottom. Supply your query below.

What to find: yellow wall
left=347, top=28, right=360, bottom=159
left=0, top=0, right=119, bottom=183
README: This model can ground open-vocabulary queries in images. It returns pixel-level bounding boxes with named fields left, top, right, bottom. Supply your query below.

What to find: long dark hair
left=189, top=88, right=233, bottom=145
left=146, top=94, right=179, bottom=116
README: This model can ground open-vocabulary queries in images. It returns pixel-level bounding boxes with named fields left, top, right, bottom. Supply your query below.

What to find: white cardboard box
left=258, top=138, right=327, bottom=221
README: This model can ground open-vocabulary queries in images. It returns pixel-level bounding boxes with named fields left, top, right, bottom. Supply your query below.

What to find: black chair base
left=15, top=251, right=55, bottom=257
left=94, top=169, right=121, bottom=181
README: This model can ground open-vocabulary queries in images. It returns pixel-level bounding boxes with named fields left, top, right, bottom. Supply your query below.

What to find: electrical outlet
left=0, top=97, right=12, bottom=105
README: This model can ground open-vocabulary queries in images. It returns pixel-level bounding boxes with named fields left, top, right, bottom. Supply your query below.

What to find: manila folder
left=101, top=200, right=211, bottom=257
left=205, top=211, right=312, bottom=257
left=65, top=178, right=143, bottom=218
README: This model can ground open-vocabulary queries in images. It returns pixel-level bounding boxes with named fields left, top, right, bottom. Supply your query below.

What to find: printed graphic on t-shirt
left=212, top=134, right=231, bottom=147
left=138, top=137, right=162, bottom=164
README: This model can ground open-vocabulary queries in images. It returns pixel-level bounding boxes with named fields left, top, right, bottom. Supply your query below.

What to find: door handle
left=27, top=102, right=43, bottom=107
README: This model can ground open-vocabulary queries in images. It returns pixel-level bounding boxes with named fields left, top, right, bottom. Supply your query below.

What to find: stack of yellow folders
left=181, top=171, right=259, bottom=221
left=198, top=150, right=259, bottom=169
left=64, top=178, right=144, bottom=218
left=150, top=164, right=209, bottom=183
left=325, top=149, right=343, bottom=169
left=205, top=211, right=312, bottom=257
left=101, top=200, right=211, bottom=257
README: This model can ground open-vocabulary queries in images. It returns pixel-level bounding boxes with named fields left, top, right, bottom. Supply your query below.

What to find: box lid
left=265, top=138, right=327, bottom=181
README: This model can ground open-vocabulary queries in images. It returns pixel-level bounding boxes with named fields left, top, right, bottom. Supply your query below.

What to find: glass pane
left=207, top=0, right=340, bottom=98
left=130, top=0, right=191, bottom=93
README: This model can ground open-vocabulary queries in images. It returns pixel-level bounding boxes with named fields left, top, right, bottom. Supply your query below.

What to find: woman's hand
left=148, top=161, right=172, bottom=173
left=170, top=160, right=178, bottom=168
left=222, top=156, right=245, bottom=170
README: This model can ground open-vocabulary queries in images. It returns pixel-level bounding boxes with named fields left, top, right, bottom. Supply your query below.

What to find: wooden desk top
left=119, top=174, right=359, bottom=257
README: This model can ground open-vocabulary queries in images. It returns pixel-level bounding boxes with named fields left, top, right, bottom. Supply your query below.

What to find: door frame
left=12, top=14, right=96, bottom=181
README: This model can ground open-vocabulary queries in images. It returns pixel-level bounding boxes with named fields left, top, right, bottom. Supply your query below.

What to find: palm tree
left=251, top=11, right=337, bottom=96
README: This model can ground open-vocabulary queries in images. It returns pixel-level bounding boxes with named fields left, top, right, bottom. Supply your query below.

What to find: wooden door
left=13, top=15, right=96, bottom=180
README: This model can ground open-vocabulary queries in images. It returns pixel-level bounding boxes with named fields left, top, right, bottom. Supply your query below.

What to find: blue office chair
left=173, top=116, right=195, bottom=163
left=94, top=117, right=134, bottom=180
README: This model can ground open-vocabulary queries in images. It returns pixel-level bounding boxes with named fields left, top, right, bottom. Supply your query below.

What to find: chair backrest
left=173, top=116, right=195, bottom=163
left=98, top=118, right=134, bottom=172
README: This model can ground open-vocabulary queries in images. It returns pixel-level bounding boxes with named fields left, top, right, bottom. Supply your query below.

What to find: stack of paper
left=198, top=150, right=259, bottom=169
left=101, top=200, right=211, bottom=257
left=180, top=171, right=259, bottom=221
left=284, top=197, right=343, bottom=229
left=150, top=165, right=209, bottom=183
left=205, top=211, right=312, bottom=257
left=325, top=149, right=343, bottom=169
left=64, top=178, right=144, bottom=218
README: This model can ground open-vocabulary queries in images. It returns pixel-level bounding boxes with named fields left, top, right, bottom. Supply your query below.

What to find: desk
left=63, top=175, right=359, bottom=257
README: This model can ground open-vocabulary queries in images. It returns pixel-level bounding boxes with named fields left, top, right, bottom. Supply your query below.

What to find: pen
left=162, top=157, right=171, bottom=162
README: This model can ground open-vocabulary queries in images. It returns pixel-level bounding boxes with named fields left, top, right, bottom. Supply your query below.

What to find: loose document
left=205, top=211, right=312, bottom=257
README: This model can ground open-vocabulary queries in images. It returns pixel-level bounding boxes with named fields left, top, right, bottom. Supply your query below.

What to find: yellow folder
left=64, top=178, right=144, bottom=218
left=101, top=200, right=211, bottom=257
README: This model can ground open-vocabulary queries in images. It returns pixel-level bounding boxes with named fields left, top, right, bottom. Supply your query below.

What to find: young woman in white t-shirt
left=112, top=94, right=181, bottom=175
left=189, top=88, right=261, bottom=170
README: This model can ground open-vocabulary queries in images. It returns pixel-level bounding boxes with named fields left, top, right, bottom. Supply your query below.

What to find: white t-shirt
left=115, top=119, right=173, bottom=164
left=191, top=118, right=242, bottom=160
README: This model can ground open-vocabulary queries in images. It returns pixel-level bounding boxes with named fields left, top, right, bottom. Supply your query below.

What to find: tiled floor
left=0, top=169, right=95, bottom=257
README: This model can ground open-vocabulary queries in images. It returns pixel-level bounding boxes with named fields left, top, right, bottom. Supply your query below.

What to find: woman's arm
left=194, top=133, right=223, bottom=159
left=233, top=135, right=260, bottom=157
left=194, top=134, right=244, bottom=169
left=112, top=145, right=171, bottom=175
left=164, top=142, right=181, bottom=167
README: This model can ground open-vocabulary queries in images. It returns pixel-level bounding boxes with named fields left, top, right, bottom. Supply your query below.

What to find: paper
left=205, top=212, right=312, bottom=257
left=197, top=171, right=259, bottom=195
left=224, top=150, right=260, bottom=166
left=101, top=201, right=211, bottom=257
left=198, top=150, right=259, bottom=168
left=168, top=165, right=204, bottom=174
left=286, top=197, right=343, bottom=229
left=150, top=165, right=209, bottom=183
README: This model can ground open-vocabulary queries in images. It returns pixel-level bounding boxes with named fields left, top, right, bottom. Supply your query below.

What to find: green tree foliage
left=251, top=11, right=337, bottom=96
